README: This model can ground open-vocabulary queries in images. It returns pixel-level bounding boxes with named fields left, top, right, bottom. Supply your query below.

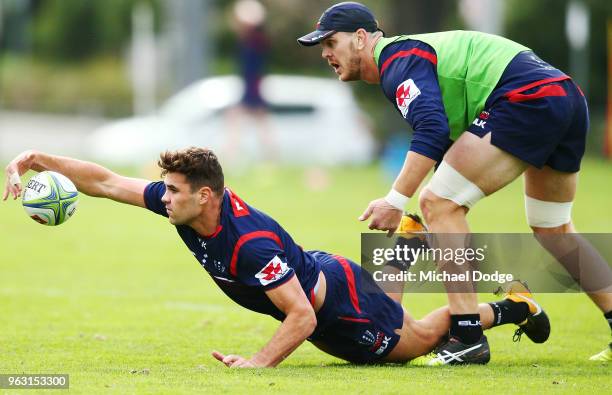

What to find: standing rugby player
left=298, top=2, right=612, bottom=363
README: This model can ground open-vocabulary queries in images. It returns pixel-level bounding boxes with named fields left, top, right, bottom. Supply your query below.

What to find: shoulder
left=224, top=188, right=281, bottom=236
left=230, top=233, right=289, bottom=284
left=379, top=39, right=438, bottom=98
left=231, top=230, right=285, bottom=271
left=379, top=38, right=437, bottom=70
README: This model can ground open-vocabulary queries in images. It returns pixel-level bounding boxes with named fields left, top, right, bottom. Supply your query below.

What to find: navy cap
left=297, top=2, right=379, bottom=46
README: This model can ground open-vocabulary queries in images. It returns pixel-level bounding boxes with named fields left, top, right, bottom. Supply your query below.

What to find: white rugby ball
left=22, top=171, right=79, bottom=226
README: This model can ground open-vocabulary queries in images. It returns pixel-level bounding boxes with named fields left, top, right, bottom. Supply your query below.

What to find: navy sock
left=489, top=299, right=530, bottom=327
left=605, top=310, right=612, bottom=333
left=450, top=314, right=482, bottom=344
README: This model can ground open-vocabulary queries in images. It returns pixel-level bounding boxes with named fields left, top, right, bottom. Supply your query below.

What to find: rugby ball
left=22, top=171, right=79, bottom=226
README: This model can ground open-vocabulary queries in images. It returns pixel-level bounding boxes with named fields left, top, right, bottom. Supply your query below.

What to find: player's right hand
left=3, top=150, right=36, bottom=201
left=358, top=197, right=403, bottom=236
left=212, top=350, right=257, bottom=368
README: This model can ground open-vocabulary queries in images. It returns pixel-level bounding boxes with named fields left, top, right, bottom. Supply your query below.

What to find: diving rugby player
left=4, top=148, right=549, bottom=366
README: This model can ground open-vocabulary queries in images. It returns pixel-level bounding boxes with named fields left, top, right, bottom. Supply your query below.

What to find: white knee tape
left=427, top=161, right=485, bottom=209
left=525, top=196, right=573, bottom=228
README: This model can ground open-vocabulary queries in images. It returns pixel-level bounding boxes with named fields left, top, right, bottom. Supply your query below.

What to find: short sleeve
left=234, top=238, right=295, bottom=290
left=143, top=181, right=169, bottom=217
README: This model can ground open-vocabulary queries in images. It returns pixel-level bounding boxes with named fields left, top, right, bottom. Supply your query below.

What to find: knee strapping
left=427, top=161, right=485, bottom=209
left=525, top=196, right=573, bottom=228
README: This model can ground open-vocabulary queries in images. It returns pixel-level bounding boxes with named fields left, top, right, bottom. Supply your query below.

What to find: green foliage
left=30, top=0, right=161, bottom=61
left=505, top=0, right=569, bottom=70
left=504, top=0, right=610, bottom=108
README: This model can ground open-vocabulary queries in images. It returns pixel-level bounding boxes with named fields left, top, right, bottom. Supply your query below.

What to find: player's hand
left=212, top=350, right=259, bottom=368
left=3, top=150, right=37, bottom=201
left=358, top=197, right=403, bottom=236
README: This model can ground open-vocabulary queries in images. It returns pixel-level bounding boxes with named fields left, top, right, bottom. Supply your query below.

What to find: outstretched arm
left=3, top=150, right=149, bottom=207
left=212, top=275, right=317, bottom=368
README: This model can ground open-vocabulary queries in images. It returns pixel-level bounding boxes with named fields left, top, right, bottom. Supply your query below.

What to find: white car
left=88, top=75, right=375, bottom=165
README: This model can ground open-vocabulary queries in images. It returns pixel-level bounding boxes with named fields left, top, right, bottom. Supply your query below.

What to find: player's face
left=321, top=32, right=362, bottom=81
left=161, top=172, right=202, bottom=225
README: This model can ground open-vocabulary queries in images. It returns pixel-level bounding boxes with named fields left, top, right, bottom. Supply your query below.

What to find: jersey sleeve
left=234, top=238, right=295, bottom=290
left=379, top=40, right=452, bottom=162
left=143, top=181, right=169, bottom=217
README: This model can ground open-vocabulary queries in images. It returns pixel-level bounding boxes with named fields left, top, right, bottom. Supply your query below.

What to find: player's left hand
left=212, top=350, right=259, bottom=368
left=358, top=197, right=403, bottom=236
left=3, top=150, right=36, bottom=201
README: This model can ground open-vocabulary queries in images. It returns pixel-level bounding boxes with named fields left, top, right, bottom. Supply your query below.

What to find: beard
left=340, top=42, right=362, bottom=81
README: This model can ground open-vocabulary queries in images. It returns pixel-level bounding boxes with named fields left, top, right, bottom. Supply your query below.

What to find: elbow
left=289, top=306, right=317, bottom=337
left=304, top=310, right=317, bottom=336
left=300, top=308, right=317, bottom=336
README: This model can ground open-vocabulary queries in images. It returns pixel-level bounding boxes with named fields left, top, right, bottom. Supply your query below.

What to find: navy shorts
left=307, top=251, right=404, bottom=364
left=467, top=77, right=589, bottom=173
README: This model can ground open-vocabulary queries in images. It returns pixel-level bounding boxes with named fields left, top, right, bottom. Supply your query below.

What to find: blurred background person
left=223, top=0, right=276, bottom=166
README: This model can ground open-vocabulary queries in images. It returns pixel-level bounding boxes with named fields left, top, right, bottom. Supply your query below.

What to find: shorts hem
left=465, top=129, right=580, bottom=173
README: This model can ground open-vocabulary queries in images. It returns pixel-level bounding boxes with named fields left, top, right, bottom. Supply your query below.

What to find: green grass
left=0, top=158, right=611, bottom=394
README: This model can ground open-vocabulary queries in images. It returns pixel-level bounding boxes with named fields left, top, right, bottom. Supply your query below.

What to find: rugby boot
left=412, top=335, right=491, bottom=366
left=496, top=280, right=550, bottom=343
left=397, top=213, right=427, bottom=234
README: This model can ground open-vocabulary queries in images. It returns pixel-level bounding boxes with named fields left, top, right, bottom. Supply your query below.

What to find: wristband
left=384, top=188, right=410, bottom=210
left=9, top=172, right=21, bottom=186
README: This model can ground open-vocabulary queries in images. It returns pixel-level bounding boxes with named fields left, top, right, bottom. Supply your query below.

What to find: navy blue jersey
left=143, top=182, right=321, bottom=321
left=378, top=39, right=567, bottom=163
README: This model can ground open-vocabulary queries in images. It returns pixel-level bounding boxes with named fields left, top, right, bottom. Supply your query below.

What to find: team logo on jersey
left=255, top=255, right=290, bottom=286
left=395, top=79, right=421, bottom=118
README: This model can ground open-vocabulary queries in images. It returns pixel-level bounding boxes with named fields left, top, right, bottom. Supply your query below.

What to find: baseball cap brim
left=297, top=29, right=336, bottom=46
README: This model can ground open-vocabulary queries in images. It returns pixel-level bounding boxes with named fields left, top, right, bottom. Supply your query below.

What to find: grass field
left=0, top=157, right=611, bottom=394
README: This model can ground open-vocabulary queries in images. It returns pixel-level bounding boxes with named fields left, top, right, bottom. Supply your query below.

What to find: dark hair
left=158, top=147, right=224, bottom=195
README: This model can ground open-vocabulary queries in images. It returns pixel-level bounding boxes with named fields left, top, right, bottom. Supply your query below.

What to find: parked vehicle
left=88, top=75, right=375, bottom=165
